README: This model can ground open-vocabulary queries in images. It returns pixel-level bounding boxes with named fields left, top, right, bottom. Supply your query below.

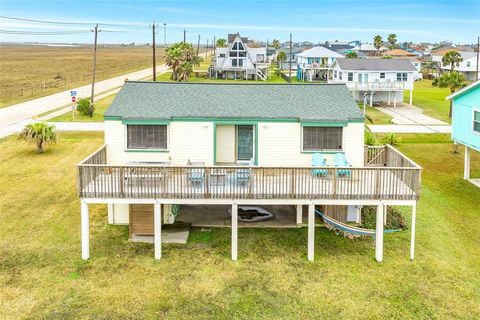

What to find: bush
left=360, top=206, right=407, bottom=230
left=382, top=133, right=398, bottom=146
left=364, top=128, right=377, bottom=145
left=76, top=97, right=93, bottom=117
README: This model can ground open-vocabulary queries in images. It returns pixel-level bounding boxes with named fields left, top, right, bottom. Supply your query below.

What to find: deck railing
left=77, top=145, right=421, bottom=201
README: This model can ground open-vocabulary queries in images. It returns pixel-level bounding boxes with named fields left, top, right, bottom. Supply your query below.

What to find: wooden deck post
left=308, top=203, right=315, bottom=261
left=375, top=205, right=384, bottom=262
left=410, top=204, right=417, bottom=261
left=232, top=203, right=238, bottom=261
left=81, top=201, right=89, bottom=260
left=464, top=146, right=471, bottom=180
left=154, top=201, right=162, bottom=260
left=296, top=205, right=303, bottom=225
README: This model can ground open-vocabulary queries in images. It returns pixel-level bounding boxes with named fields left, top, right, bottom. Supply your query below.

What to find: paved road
left=0, top=64, right=169, bottom=138
left=368, top=124, right=451, bottom=134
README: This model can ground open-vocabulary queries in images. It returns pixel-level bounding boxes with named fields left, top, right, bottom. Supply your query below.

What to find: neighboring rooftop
left=105, top=82, right=364, bottom=122
left=335, top=58, right=417, bottom=71
left=296, top=46, right=344, bottom=58
left=383, top=49, right=417, bottom=57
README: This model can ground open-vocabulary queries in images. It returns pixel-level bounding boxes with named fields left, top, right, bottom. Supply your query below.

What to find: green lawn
left=1, top=132, right=479, bottom=319
left=49, top=94, right=116, bottom=122
left=404, top=80, right=451, bottom=123
left=358, top=102, right=393, bottom=124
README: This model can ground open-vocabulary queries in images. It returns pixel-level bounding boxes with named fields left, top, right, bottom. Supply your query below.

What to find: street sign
left=72, top=96, right=76, bottom=103
left=70, top=90, right=77, bottom=96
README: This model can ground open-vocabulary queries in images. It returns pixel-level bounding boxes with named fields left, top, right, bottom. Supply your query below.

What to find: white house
left=77, top=81, right=421, bottom=263
left=296, top=46, right=344, bottom=81
left=353, top=43, right=388, bottom=56
left=330, top=58, right=418, bottom=106
left=210, top=33, right=269, bottom=80
left=433, top=51, right=479, bottom=81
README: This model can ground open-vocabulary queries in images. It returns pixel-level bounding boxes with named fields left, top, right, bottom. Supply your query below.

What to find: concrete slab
left=368, top=124, right=452, bottom=134
left=131, top=230, right=190, bottom=244
left=176, top=204, right=303, bottom=228
left=468, top=179, right=480, bottom=188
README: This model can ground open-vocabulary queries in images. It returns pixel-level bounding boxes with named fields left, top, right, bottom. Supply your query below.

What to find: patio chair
left=334, top=153, right=351, bottom=177
left=311, top=153, right=328, bottom=176
left=186, top=161, right=205, bottom=186
left=235, top=159, right=254, bottom=185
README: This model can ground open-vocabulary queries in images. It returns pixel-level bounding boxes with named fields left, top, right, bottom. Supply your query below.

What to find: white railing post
left=375, top=204, right=384, bottom=262
left=154, top=201, right=162, bottom=260
left=81, top=201, right=89, bottom=260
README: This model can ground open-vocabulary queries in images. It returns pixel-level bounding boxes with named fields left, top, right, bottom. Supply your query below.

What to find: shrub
left=382, top=133, right=398, bottom=146
left=364, top=128, right=377, bottom=145
left=76, top=97, right=94, bottom=117
left=360, top=206, right=407, bottom=230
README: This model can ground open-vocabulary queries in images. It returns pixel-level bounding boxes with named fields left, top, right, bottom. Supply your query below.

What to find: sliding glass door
left=236, top=125, right=254, bottom=161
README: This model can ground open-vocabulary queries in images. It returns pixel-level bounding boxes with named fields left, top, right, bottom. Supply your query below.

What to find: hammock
left=315, top=209, right=401, bottom=239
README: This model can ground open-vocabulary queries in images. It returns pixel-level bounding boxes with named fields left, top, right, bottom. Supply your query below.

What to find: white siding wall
left=105, top=120, right=364, bottom=167
left=258, top=122, right=364, bottom=167
left=104, top=120, right=214, bottom=165
left=109, top=204, right=129, bottom=224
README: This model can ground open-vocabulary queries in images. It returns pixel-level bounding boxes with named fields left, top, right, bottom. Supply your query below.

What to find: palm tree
left=373, top=35, right=383, bottom=51
left=346, top=51, right=358, bottom=58
left=216, top=38, right=227, bottom=48
left=165, top=43, right=183, bottom=81
left=272, top=39, right=281, bottom=50
left=19, top=122, right=57, bottom=153
left=433, top=71, right=467, bottom=118
left=442, top=51, right=463, bottom=72
left=276, top=51, right=287, bottom=69
left=387, top=34, right=397, bottom=49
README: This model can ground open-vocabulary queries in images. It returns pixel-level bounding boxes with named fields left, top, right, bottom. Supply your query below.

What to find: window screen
left=127, top=125, right=167, bottom=149
left=303, top=127, right=343, bottom=151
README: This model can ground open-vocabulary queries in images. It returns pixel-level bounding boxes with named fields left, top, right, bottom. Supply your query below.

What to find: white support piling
left=464, top=146, right=471, bottom=180
left=231, top=203, right=238, bottom=261
left=154, top=201, right=162, bottom=260
left=375, top=205, right=384, bottom=262
left=296, top=205, right=303, bottom=225
left=81, top=202, right=89, bottom=260
left=409, top=89, right=413, bottom=106
left=410, top=204, right=417, bottom=261
left=383, top=205, right=387, bottom=226
left=107, top=203, right=114, bottom=224
left=308, top=203, right=315, bottom=261
left=388, top=91, right=391, bottom=106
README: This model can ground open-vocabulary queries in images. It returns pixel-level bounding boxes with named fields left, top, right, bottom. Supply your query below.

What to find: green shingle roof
left=104, top=81, right=364, bottom=122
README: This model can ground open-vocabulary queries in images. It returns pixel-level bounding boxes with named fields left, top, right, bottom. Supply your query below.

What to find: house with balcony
left=296, top=46, right=344, bottom=81
left=209, top=33, right=269, bottom=80
left=77, top=81, right=421, bottom=263
left=330, top=58, right=418, bottom=106
left=432, top=51, right=479, bottom=81
left=447, top=80, right=480, bottom=187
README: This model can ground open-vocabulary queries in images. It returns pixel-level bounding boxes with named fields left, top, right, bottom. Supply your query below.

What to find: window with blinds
left=127, top=125, right=168, bottom=150
left=302, top=127, right=343, bottom=151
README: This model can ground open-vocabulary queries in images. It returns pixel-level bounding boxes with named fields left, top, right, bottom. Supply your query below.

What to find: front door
left=236, top=125, right=254, bottom=162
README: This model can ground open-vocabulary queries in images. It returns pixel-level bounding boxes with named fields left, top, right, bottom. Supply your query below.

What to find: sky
left=0, top=0, right=479, bottom=45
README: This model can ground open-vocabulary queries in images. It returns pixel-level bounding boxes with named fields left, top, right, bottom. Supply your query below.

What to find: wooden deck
left=78, top=145, right=421, bottom=201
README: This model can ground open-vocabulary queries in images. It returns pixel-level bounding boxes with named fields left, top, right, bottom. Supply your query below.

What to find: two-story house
left=210, top=33, right=269, bottom=80
left=77, top=81, right=421, bottom=263
left=296, top=46, right=344, bottom=81
left=330, top=58, right=417, bottom=106
left=433, top=51, right=479, bottom=81
left=447, top=80, right=480, bottom=187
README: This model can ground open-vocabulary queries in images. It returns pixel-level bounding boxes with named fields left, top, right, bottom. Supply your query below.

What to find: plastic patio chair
left=334, top=153, right=351, bottom=177
left=311, top=153, right=328, bottom=176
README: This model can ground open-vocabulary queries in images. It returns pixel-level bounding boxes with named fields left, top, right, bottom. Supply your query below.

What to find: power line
left=0, top=15, right=143, bottom=27
left=0, top=29, right=91, bottom=35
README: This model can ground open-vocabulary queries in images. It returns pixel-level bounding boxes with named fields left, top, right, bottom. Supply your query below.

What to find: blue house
left=447, top=80, right=480, bottom=187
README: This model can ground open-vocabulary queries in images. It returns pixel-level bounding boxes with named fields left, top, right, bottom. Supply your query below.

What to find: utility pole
left=90, top=24, right=100, bottom=115
left=163, top=23, right=167, bottom=47
left=288, top=33, right=292, bottom=83
left=476, top=36, right=479, bottom=81
left=183, top=29, right=186, bottom=43
left=151, top=22, right=157, bottom=81
left=196, top=34, right=200, bottom=56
